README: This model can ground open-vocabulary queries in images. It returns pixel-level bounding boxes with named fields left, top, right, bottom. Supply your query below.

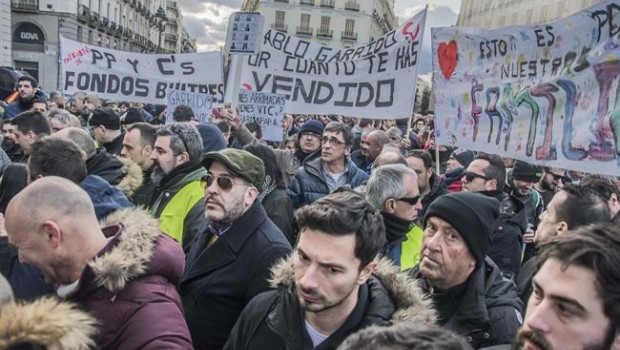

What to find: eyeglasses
left=301, top=131, right=319, bottom=139
left=202, top=174, right=244, bottom=191
left=551, top=173, right=572, bottom=183
left=461, top=171, right=491, bottom=182
left=321, top=136, right=345, bottom=146
left=397, top=194, right=421, bottom=206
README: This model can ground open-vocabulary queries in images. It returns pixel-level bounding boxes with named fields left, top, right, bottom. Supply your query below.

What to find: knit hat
left=298, top=120, right=324, bottom=139
left=202, top=148, right=265, bottom=189
left=122, top=107, right=144, bottom=125
left=424, top=192, right=500, bottom=264
left=88, top=107, right=121, bottom=130
left=512, top=160, right=543, bottom=182
left=451, top=148, right=475, bottom=168
left=196, top=123, right=227, bottom=155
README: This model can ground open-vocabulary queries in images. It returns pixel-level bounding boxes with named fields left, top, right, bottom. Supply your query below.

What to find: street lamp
left=155, top=5, right=167, bottom=53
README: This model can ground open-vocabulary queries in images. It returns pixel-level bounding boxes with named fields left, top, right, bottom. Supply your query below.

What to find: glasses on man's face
left=397, top=193, right=421, bottom=206
left=461, top=171, right=491, bottom=182
left=551, top=173, right=572, bottom=183
left=301, top=131, right=319, bottom=139
left=202, top=174, right=244, bottom=191
left=321, top=136, right=345, bottom=146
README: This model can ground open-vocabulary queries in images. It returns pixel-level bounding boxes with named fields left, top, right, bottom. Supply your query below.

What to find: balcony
left=320, top=0, right=334, bottom=8
left=11, top=0, right=39, bottom=12
left=317, top=28, right=333, bottom=38
left=115, top=25, right=123, bottom=37
left=165, top=33, right=178, bottom=41
left=100, top=17, right=109, bottom=30
left=274, top=0, right=288, bottom=2
left=296, top=26, right=313, bottom=36
left=300, top=0, right=313, bottom=5
left=78, top=5, right=90, bottom=22
left=341, top=31, right=357, bottom=41
left=89, top=12, right=100, bottom=28
left=344, top=1, right=359, bottom=11
left=271, top=23, right=288, bottom=33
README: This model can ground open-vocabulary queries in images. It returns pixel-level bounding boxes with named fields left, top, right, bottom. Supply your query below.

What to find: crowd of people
left=0, top=75, right=619, bottom=349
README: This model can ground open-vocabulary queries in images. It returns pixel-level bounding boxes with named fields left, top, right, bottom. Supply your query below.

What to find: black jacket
left=224, top=258, right=436, bottom=350
left=129, top=166, right=156, bottom=208
left=261, top=188, right=295, bottom=244
left=419, top=173, right=448, bottom=220
left=516, top=257, right=537, bottom=307
left=102, top=132, right=125, bottom=156
left=86, top=148, right=127, bottom=186
left=412, top=257, right=523, bottom=349
left=350, top=149, right=371, bottom=174
left=180, top=201, right=292, bottom=350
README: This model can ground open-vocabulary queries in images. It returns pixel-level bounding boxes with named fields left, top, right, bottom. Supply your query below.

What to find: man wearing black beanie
left=410, top=191, right=523, bottom=349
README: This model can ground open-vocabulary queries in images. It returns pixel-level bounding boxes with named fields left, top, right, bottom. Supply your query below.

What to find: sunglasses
left=202, top=174, right=244, bottom=191
left=397, top=193, right=421, bottom=206
left=321, top=136, right=345, bottom=146
left=461, top=171, right=491, bottom=182
left=551, top=173, right=572, bottom=183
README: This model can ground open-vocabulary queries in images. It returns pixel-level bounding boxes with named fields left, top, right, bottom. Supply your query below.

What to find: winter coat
left=101, top=132, right=125, bottom=156
left=0, top=236, right=54, bottom=301
left=79, top=174, right=133, bottom=221
left=288, top=155, right=368, bottom=209
left=66, top=209, right=193, bottom=349
left=181, top=201, right=292, bottom=350
left=0, top=297, right=98, bottom=349
left=261, top=187, right=295, bottom=244
left=86, top=149, right=143, bottom=198
left=419, top=173, right=448, bottom=220
left=350, top=149, right=371, bottom=174
left=224, top=257, right=436, bottom=350
left=505, top=171, right=544, bottom=230
left=129, top=165, right=156, bottom=208
left=3, top=90, right=47, bottom=119
left=412, top=257, right=523, bottom=349
left=0, top=148, right=10, bottom=176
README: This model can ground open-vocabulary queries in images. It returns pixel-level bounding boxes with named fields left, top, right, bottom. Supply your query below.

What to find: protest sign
left=236, top=8, right=427, bottom=119
left=166, top=89, right=213, bottom=124
left=238, top=89, right=286, bottom=142
left=60, top=37, right=224, bottom=104
left=432, top=0, right=620, bottom=175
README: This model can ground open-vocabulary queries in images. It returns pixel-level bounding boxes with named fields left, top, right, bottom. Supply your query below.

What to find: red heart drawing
left=437, top=40, right=458, bottom=80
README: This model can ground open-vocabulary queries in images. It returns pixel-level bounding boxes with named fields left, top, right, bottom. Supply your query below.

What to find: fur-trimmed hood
left=86, top=208, right=185, bottom=293
left=0, top=297, right=97, bottom=349
left=116, top=155, right=143, bottom=198
left=268, top=256, right=436, bottom=326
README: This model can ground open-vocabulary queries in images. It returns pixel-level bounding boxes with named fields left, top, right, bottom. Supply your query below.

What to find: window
left=345, top=19, right=354, bottom=34
left=77, top=26, right=83, bottom=42
left=275, top=11, right=285, bottom=27
left=300, top=14, right=310, bottom=29
left=320, top=16, right=330, bottom=32
left=88, top=30, right=93, bottom=44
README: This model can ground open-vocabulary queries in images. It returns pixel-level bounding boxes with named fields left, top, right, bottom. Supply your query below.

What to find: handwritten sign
left=238, top=89, right=286, bottom=142
left=166, top=89, right=213, bottom=124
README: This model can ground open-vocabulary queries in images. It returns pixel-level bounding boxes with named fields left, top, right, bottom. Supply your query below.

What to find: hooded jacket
left=79, top=174, right=133, bottom=221
left=288, top=155, right=368, bottom=210
left=224, top=257, right=436, bottom=350
left=0, top=297, right=98, bottom=350
left=412, top=257, right=523, bottom=349
left=65, top=209, right=193, bottom=349
left=86, top=149, right=143, bottom=198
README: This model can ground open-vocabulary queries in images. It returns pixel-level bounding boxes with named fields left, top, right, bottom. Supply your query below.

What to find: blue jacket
left=3, top=90, right=47, bottom=119
left=288, top=155, right=368, bottom=209
left=79, top=174, right=133, bottom=220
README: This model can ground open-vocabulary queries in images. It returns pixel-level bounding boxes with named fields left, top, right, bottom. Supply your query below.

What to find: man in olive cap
left=180, top=148, right=292, bottom=350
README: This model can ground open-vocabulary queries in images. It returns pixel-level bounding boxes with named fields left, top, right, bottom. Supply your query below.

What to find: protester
left=443, top=148, right=475, bottom=193
left=514, top=224, right=620, bottom=350
left=87, top=107, right=125, bottom=156
left=1, top=120, right=23, bottom=162
left=10, top=110, right=51, bottom=161
left=406, top=149, right=447, bottom=219
left=533, top=167, right=570, bottom=208
left=354, top=129, right=390, bottom=173
left=181, top=148, right=292, bottom=349
left=411, top=192, right=523, bottom=349
left=0, top=164, right=26, bottom=214
left=121, top=122, right=157, bottom=207
left=3, top=76, right=46, bottom=119
left=581, top=174, right=620, bottom=222
left=289, top=121, right=368, bottom=209
left=338, top=324, right=473, bottom=350
left=5, top=176, right=193, bottom=349
left=48, top=108, right=81, bottom=133
left=366, top=164, right=424, bottom=270
left=224, top=190, right=435, bottom=350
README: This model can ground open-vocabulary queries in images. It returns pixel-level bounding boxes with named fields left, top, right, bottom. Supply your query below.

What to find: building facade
left=1, top=0, right=11, bottom=67
left=458, top=0, right=603, bottom=28
left=241, top=0, right=397, bottom=49
left=10, top=0, right=195, bottom=90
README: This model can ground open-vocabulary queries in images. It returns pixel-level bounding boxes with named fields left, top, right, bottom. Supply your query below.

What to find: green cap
left=202, top=148, right=265, bottom=189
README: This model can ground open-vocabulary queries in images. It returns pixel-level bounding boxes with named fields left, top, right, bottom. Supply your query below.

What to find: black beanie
left=89, top=107, right=121, bottom=130
left=423, top=192, right=500, bottom=264
left=512, top=160, right=543, bottom=182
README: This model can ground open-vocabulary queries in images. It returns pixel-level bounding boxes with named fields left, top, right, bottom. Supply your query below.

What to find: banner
left=238, top=89, right=286, bottom=142
left=237, top=9, right=427, bottom=119
left=432, top=0, right=620, bottom=176
left=166, top=89, right=213, bottom=124
left=60, top=37, right=224, bottom=104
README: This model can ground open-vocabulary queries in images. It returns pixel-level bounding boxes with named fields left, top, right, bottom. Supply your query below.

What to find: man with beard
left=121, top=123, right=157, bottom=207
left=410, top=192, right=523, bottom=349
left=534, top=167, right=571, bottom=209
left=1, top=120, right=23, bottom=162
left=3, top=76, right=46, bottom=119
left=513, top=224, right=620, bottom=350
left=366, top=164, right=425, bottom=270
left=224, top=190, right=435, bottom=350
left=181, top=148, right=291, bottom=350
left=352, top=130, right=390, bottom=174
left=223, top=104, right=323, bottom=187
left=10, top=111, right=51, bottom=162
left=148, top=123, right=207, bottom=252
left=406, top=149, right=448, bottom=220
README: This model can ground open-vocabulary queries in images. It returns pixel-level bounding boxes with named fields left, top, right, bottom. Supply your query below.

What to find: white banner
left=60, top=37, right=224, bottom=104
left=236, top=9, right=427, bottom=119
left=432, top=0, right=620, bottom=176
left=166, top=89, right=213, bottom=124
left=238, top=89, right=286, bottom=142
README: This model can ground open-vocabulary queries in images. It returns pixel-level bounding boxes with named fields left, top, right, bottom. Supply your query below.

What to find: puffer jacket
left=288, top=156, right=368, bottom=209
left=224, top=257, right=436, bottom=350
left=3, top=90, right=46, bottom=119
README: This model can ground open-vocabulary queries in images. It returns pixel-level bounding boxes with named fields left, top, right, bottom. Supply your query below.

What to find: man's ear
left=142, top=145, right=153, bottom=158
left=41, top=220, right=61, bottom=249
left=556, top=221, right=569, bottom=236
left=384, top=198, right=396, bottom=214
left=357, top=261, right=377, bottom=285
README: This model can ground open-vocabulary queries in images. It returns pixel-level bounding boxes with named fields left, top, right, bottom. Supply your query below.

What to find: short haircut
left=72, top=91, right=87, bottom=100
left=581, top=175, right=620, bottom=201
left=358, top=118, right=373, bottom=128
left=28, top=137, right=87, bottom=183
left=156, top=123, right=203, bottom=162
left=128, top=122, right=157, bottom=148
left=246, top=122, right=262, bottom=140
left=368, top=130, right=390, bottom=147
left=556, top=184, right=610, bottom=228
left=172, top=105, right=195, bottom=122
left=244, top=143, right=285, bottom=190
left=324, top=121, right=354, bottom=146
left=49, top=109, right=80, bottom=128
left=119, top=101, right=130, bottom=108
left=11, top=111, right=51, bottom=136
left=474, top=152, right=506, bottom=191
left=296, top=189, right=385, bottom=269
left=407, top=149, right=433, bottom=170
left=338, top=324, right=473, bottom=350
left=56, top=127, right=97, bottom=158
left=366, top=164, right=417, bottom=210
left=83, top=94, right=102, bottom=108
left=17, top=75, right=37, bottom=88
left=536, top=224, right=620, bottom=348
left=372, top=150, right=407, bottom=169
